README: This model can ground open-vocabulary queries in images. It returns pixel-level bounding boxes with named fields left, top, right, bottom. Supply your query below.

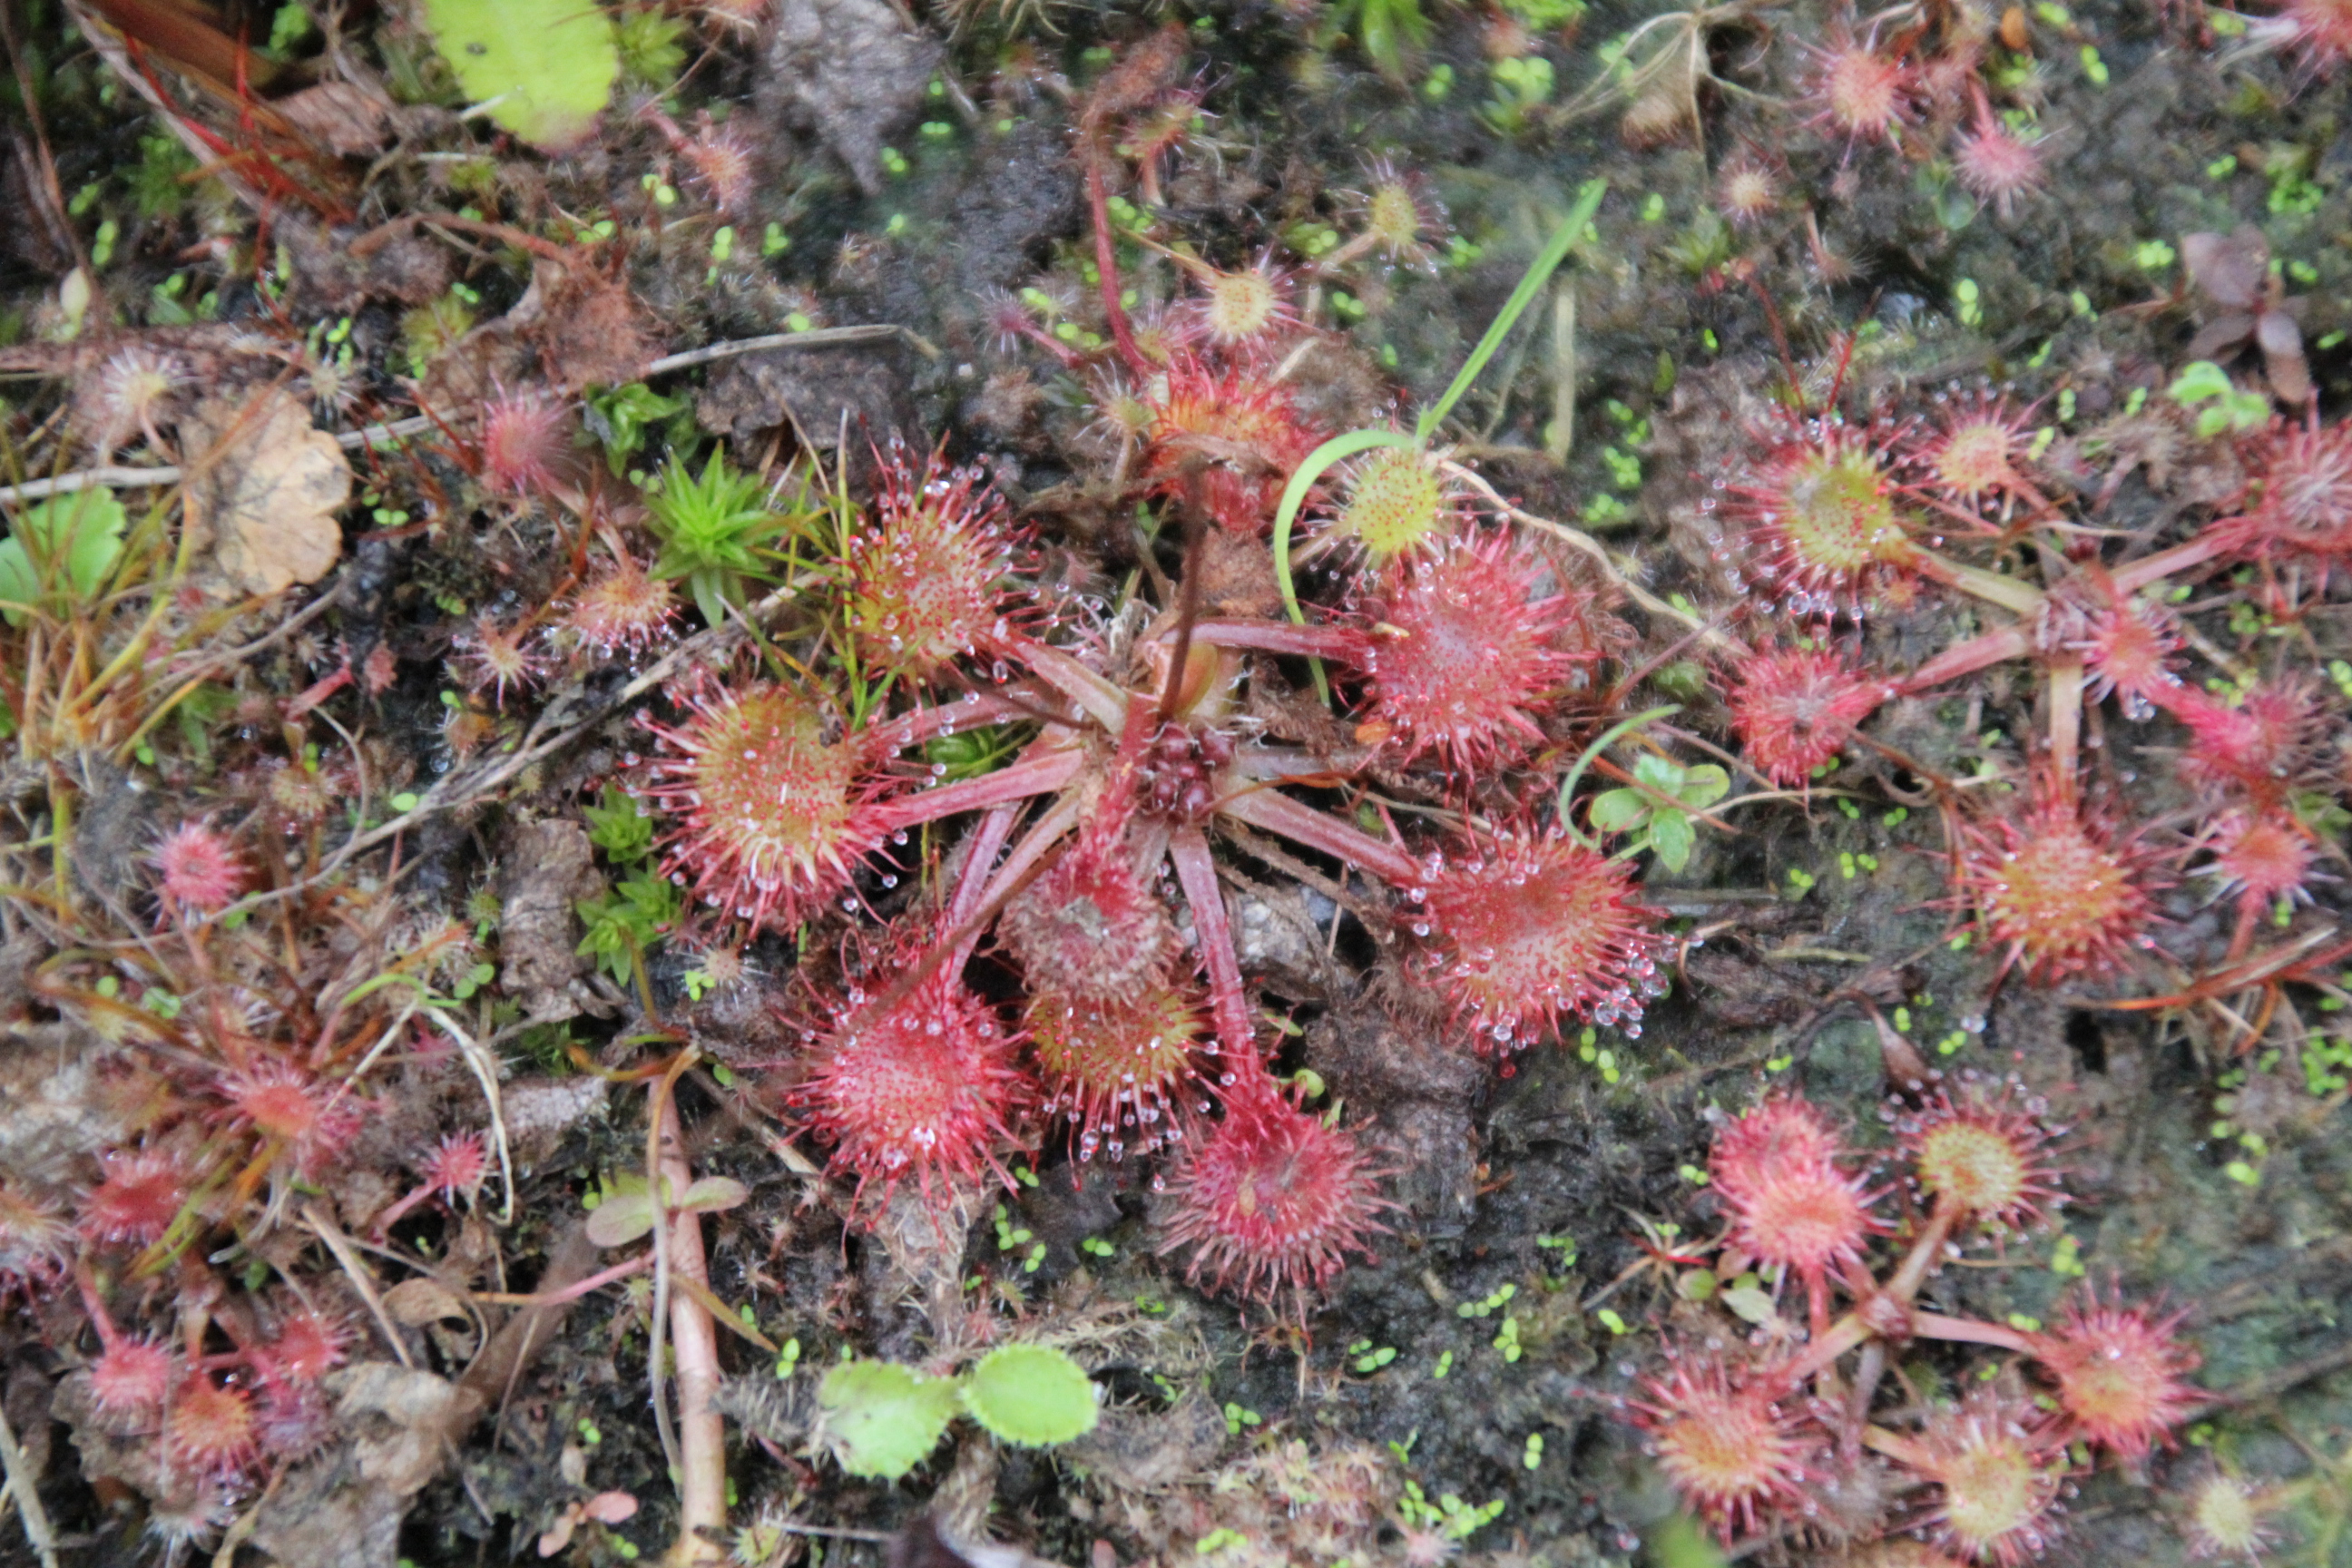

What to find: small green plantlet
left=815, top=1360, right=961, bottom=1479
left=2166, top=360, right=2271, bottom=437
left=1585, top=752, right=1730, bottom=871
left=0, top=490, right=129, bottom=627
left=581, top=1171, right=750, bottom=1249
left=417, top=0, right=619, bottom=151
left=959, top=1344, right=1099, bottom=1446
left=583, top=784, right=656, bottom=861
left=645, top=449, right=802, bottom=626
left=574, top=869, right=681, bottom=987
left=615, top=3, right=689, bottom=87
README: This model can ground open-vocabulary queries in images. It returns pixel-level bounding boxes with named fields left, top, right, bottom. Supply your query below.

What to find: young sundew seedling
left=1621, top=1086, right=2199, bottom=1553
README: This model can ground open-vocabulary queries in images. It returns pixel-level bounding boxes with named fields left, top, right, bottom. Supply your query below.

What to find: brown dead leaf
left=380, top=1276, right=470, bottom=1327
left=182, top=386, right=349, bottom=596
left=275, top=81, right=398, bottom=156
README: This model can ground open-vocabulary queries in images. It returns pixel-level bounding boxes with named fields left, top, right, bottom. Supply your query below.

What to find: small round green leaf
left=816, top=1360, right=958, bottom=1479
left=959, top=1345, right=1098, bottom=1447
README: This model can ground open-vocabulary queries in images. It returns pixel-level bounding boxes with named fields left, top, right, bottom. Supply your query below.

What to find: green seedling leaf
left=677, top=1175, right=749, bottom=1214
left=1586, top=789, right=1649, bottom=834
left=0, top=491, right=128, bottom=626
left=1648, top=809, right=1696, bottom=871
left=419, top=0, right=619, bottom=152
left=816, top=1359, right=960, bottom=1478
left=959, top=1344, right=1099, bottom=1446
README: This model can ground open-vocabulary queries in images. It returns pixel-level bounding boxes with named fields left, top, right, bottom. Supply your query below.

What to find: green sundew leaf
left=0, top=541, right=36, bottom=629
left=959, top=1344, right=1099, bottom=1446
left=0, top=491, right=129, bottom=627
left=1631, top=752, right=1683, bottom=791
left=817, top=1360, right=960, bottom=1479
left=418, top=0, right=619, bottom=152
left=1649, top=810, right=1695, bottom=871
left=1586, top=789, right=1650, bottom=834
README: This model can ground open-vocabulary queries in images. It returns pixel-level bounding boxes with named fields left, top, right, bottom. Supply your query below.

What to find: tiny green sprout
left=1937, top=1030, right=1969, bottom=1056
left=1222, top=1401, right=1262, bottom=1436
left=2133, top=238, right=2175, bottom=271
left=1787, top=867, right=1817, bottom=894
left=1595, top=1308, right=1628, bottom=1335
left=390, top=791, right=421, bottom=813
left=1586, top=753, right=1729, bottom=872
left=1883, top=806, right=1909, bottom=827
left=578, top=1416, right=603, bottom=1446
left=1080, top=1236, right=1115, bottom=1257
left=1493, top=1317, right=1522, bottom=1362
left=1353, top=1345, right=1398, bottom=1374
left=1893, top=1005, right=1912, bottom=1033
left=1433, top=1349, right=1454, bottom=1378
left=815, top=1359, right=960, bottom=1478
left=2167, top=360, right=2271, bottom=436
left=2225, top=1161, right=2260, bottom=1188
left=1195, top=1530, right=1248, bottom=1556
left=583, top=784, right=657, bottom=861
left=1678, top=1164, right=1709, bottom=1186
left=961, top=1344, right=1099, bottom=1446
left=1523, top=1432, right=1544, bottom=1469
left=1955, top=278, right=1983, bottom=328
left=775, top=1338, right=802, bottom=1378
left=644, top=447, right=799, bottom=625
left=1838, top=798, right=1861, bottom=820
left=2006, top=1313, right=2043, bottom=1333
left=2079, top=44, right=2108, bottom=83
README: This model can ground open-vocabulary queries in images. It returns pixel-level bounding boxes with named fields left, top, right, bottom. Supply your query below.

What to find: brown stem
left=651, top=1077, right=726, bottom=1565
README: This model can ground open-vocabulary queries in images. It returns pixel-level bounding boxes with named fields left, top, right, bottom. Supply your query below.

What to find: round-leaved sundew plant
left=1406, top=825, right=1664, bottom=1051
left=1801, top=29, right=1916, bottom=149
left=79, top=1149, right=190, bottom=1249
left=1954, top=785, right=2161, bottom=985
left=791, top=936, right=1030, bottom=1210
left=1898, top=1081, right=2066, bottom=1233
left=152, top=821, right=246, bottom=921
left=1143, top=353, right=1325, bottom=534
left=1323, top=444, right=1459, bottom=563
left=2220, top=416, right=2352, bottom=564
left=641, top=678, right=889, bottom=929
left=845, top=446, right=1021, bottom=686
left=1630, top=1350, right=1818, bottom=1543
left=1155, top=1076, right=1390, bottom=1316
left=1026, top=983, right=1202, bottom=1162
left=475, top=388, right=575, bottom=498
left=1876, top=1387, right=2070, bottom=1567
left=1350, top=528, right=1588, bottom=772
left=565, top=548, right=679, bottom=657
left=1708, top=1095, right=1883, bottom=1326
left=1725, top=417, right=1921, bottom=613
left=1725, top=644, right=1891, bottom=787
left=2029, top=1285, right=2200, bottom=1458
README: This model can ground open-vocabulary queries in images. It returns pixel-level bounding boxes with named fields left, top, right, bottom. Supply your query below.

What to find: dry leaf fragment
left=381, top=1276, right=470, bottom=1326
left=182, top=386, right=349, bottom=595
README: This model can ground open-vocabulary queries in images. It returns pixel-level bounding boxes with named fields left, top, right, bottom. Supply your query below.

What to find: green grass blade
left=1414, top=178, right=1607, bottom=446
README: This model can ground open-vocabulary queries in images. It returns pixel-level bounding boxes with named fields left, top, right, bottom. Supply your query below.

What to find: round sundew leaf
left=816, top=1360, right=958, bottom=1479
left=417, top=0, right=619, bottom=152
left=958, top=1344, right=1099, bottom=1447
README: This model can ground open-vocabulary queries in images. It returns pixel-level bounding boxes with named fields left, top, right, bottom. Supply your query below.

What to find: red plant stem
left=1858, top=1424, right=1933, bottom=1471
left=652, top=1086, right=726, bottom=1564
left=1010, top=636, right=1135, bottom=730
left=2110, top=527, right=2238, bottom=593
left=1914, top=1310, right=2034, bottom=1353
left=1883, top=1200, right=1962, bottom=1304
left=1168, top=822, right=1260, bottom=1067
left=472, top=1251, right=652, bottom=1308
left=1899, top=623, right=2032, bottom=695
left=1083, top=153, right=1147, bottom=375
left=2045, top=656, right=2084, bottom=802
left=874, top=749, right=1084, bottom=834
left=1214, top=784, right=1426, bottom=889
left=1190, top=619, right=1364, bottom=661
